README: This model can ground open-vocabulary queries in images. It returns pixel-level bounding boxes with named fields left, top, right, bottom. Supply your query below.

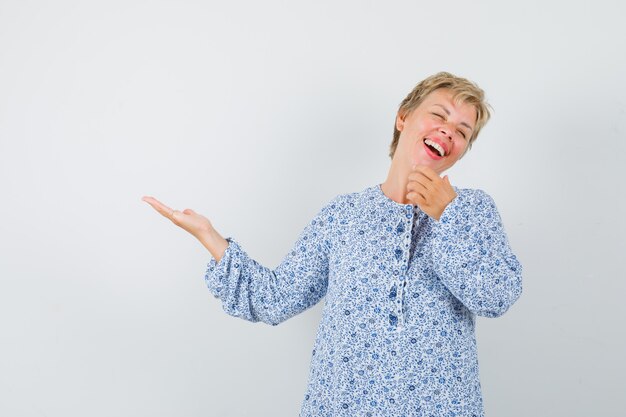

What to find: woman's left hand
left=406, top=165, right=457, bottom=221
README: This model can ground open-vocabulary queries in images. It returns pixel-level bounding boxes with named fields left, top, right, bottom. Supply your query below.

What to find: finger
left=142, top=196, right=176, bottom=218
left=145, top=198, right=174, bottom=217
left=407, top=180, right=429, bottom=194
left=407, top=188, right=427, bottom=200
left=407, top=191, right=427, bottom=205
left=413, top=165, right=441, bottom=182
left=408, top=172, right=434, bottom=190
left=142, top=196, right=172, bottom=212
left=443, top=175, right=456, bottom=192
left=408, top=169, right=434, bottom=183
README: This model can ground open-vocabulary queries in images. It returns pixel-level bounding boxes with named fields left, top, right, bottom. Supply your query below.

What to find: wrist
left=198, top=227, right=229, bottom=261
left=198, top=225, right=219, bottom=246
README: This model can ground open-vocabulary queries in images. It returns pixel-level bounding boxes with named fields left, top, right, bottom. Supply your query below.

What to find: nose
left=439, top=125, right=453, bottom=141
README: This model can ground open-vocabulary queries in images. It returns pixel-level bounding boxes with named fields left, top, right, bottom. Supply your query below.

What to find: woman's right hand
left=141, top=195, right=229, bottom=262
left=141, top=196, right=214, bottom=241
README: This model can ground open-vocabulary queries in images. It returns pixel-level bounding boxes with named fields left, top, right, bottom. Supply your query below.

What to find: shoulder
left=313, top=187, right=370, bottom=228
left=312, top=192, right=348, bottom=224
left=453, top=186, right=497, bottom=206
left=319, top=188, right=362, bottom=212
left=440, top=186, right=501, bottom=222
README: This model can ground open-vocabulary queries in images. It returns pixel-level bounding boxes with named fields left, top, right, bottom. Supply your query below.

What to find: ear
left=395, top=111, right=406, bottom=132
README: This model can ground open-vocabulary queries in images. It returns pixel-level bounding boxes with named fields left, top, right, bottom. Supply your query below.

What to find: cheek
left=415, top=118, right=435, bottom=133
left=401, top=117, right=435, bottom=145
left=450, top=144, right=467, bottom=161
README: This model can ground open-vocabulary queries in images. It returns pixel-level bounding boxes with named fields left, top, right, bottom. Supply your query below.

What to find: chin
left=412, top=158, right=440, bottom=171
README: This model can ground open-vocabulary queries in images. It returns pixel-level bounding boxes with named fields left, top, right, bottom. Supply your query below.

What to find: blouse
left=204, top=183, right=523, bottom=417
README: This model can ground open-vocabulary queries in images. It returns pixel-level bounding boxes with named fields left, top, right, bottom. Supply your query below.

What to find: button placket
left=397, top=205, right=414, bottom=330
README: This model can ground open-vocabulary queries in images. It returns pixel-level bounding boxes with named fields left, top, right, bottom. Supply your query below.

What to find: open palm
left=141, top=196, right=213, bottom=240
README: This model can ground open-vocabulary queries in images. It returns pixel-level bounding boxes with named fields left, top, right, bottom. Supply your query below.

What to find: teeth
left=424, top=138, right=445, bottom=157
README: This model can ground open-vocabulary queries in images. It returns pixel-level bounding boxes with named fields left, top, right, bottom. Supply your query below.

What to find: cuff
left=204, top=237, right=239, bottom=299
left=437, top=187, right=468, bottom=225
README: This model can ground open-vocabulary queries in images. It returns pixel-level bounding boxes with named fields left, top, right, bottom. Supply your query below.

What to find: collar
left=372, top=183, right=416, bottom=211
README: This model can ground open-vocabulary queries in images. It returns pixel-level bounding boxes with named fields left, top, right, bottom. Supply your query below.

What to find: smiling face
left=394, top=88, right=477, bottom=175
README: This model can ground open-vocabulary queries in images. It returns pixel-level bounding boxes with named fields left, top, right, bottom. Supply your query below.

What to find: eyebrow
left=432, top=104, right=474, bottom=132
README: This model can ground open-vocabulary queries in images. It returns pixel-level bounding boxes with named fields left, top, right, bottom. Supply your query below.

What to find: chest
left=325, top=208, right=439, bottom=300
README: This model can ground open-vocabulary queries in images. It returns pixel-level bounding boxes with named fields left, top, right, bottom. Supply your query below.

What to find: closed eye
left=432, top=111, right=468, bottom=139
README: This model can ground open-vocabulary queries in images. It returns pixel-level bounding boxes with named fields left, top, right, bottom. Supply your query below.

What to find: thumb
left=182, top=208, right=196, bottom=215
left=443, top=175, right=451, bottom=184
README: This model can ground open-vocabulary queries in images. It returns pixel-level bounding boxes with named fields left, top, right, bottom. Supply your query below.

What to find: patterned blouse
left=204, top=183, right=523, bottom=417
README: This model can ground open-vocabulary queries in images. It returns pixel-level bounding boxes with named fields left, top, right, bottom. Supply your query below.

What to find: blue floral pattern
left=205, top=183, right=523, bottom=416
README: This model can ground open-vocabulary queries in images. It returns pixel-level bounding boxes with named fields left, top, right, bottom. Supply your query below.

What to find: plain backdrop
left=1, top=0, right=624, bottom=416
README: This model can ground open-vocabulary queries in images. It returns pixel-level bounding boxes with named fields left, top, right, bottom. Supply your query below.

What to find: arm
left=430, top=189, right=523, bottom=318
left=204, top=198, right=336, bottom=326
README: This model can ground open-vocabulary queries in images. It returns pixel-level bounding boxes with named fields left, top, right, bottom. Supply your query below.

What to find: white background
left=1, top=0, right=624, bottom=416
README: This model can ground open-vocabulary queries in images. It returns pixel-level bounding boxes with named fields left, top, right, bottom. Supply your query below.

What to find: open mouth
left=423, top=138, right=445, bottom=158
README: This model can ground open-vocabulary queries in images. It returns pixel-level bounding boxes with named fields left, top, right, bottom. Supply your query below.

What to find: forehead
left=420, top=89, right=477, bottom=121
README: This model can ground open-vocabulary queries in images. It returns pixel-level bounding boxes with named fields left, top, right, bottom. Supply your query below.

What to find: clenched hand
left=406, top=165, right=457, bottom=221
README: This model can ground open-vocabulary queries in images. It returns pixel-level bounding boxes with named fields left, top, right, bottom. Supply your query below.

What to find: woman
left=142, top=71, right=523, bottom=416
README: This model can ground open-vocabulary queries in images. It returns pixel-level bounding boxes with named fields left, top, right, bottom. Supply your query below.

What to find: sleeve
left=430, top=189, right=523, bottom=318
left=203, top=198, right=336, bottom=326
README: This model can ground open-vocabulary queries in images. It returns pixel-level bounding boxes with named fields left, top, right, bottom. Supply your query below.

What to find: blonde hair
left=388, top=71, right=492, bottom=159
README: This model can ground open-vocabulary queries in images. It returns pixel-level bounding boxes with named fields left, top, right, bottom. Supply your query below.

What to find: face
left=395, top=88, right=477, bottom=175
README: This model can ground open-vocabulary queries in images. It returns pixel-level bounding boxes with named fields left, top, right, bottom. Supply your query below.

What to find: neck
left=380, top=158, right=412, bottom=205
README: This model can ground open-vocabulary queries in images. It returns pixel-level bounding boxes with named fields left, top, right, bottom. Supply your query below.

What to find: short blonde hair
left=388, top=71, right=492, bottom=159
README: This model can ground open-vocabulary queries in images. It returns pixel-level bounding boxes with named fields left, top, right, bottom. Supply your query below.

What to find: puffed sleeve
left=203, top=197, right=336, bottom=326
left=430, top=189, right=523, bottom=318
